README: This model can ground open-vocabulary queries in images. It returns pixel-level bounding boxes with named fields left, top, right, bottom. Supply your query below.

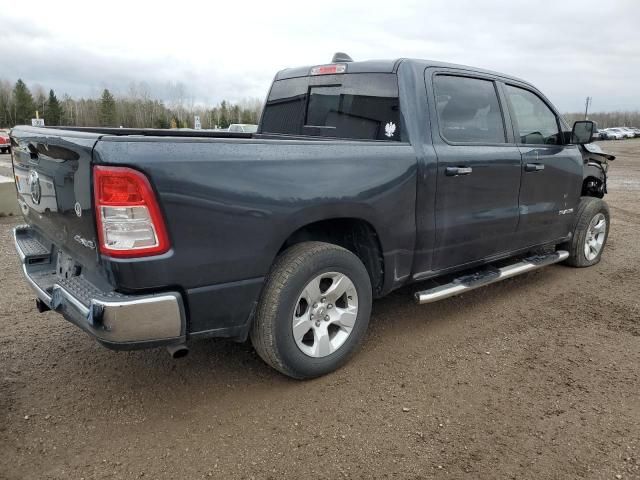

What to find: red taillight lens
left=98, top=175, right=145, bottom=203
left=93, top=166, right=170, bottom=258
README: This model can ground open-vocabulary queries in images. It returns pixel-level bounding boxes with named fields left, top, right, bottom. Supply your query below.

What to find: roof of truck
left=274, top=58, right=529, bottom=85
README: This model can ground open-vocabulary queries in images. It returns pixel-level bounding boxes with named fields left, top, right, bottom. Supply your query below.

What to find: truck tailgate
left=11, top=127, right=101, bottom=269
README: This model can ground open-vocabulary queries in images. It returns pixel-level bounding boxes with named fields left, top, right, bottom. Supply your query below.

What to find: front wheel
left=562, top=197, right=610, bottom=267
left=251, top=241, right=372, bottom=379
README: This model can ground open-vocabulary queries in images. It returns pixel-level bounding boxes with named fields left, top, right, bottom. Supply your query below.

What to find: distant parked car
left=609, top=130, right=623, bottom=140
left=228, top=124, right=258, bottom=133
left=607, top=128, right=630, bottom=139
left=599, top=129, right=620, bottom=140
left=0, top=129, right=11, bottom=153
left=609, top=127, right=634, bottom=139
left=619, top=127, right=638, bottom=138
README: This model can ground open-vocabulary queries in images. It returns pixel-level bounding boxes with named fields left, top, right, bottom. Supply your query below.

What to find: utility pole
left=584, top=96, right=592, bottom=120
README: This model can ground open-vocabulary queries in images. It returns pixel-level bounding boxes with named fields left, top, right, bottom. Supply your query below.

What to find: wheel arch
left=582, top=175, right=605, bottom=198
left=277, top=217, right=385, bottom=297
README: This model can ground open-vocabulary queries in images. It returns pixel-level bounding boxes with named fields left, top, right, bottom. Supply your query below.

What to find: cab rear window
left=261, top=73, right=402, bottom=141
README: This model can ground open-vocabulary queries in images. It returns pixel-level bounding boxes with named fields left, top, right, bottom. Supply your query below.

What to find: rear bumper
left=14, top=225, right=186, bottom=350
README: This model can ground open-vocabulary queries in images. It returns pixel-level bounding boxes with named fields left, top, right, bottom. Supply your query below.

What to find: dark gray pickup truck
left=10, top=54, right=612, bottom=378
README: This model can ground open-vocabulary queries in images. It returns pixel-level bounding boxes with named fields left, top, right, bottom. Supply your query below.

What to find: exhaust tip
left=166, top=344, right=189, bottom=359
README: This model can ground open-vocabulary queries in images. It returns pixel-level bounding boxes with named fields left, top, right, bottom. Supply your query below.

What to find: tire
left=562, top=196, right=610, bottom=267
left=0, top=148, right=7, bottom=154
left=250, top=241, right=372, bottom=379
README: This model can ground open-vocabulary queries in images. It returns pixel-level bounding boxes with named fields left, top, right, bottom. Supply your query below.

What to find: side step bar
left=414, top=250, right=569, bottom=305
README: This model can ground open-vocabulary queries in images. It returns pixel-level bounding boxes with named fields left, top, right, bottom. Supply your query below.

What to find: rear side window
left=434, top=75, right=506, bottom=144
left=261, top=73, right=402, bottom=141
left=505, top=85, right=560, bottom=145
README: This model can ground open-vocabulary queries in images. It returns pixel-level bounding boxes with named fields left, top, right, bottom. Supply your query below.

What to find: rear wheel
left=0, top=148, right=7, bottom=154
left=251, top=241, right=372, bottom=379
left=562, top=197, right=610, bottom=267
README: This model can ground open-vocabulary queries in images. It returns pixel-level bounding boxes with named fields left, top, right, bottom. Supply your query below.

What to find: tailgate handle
left=524, top=163, right=544, bottom=172
left=445, top=166, right=473, bottom=176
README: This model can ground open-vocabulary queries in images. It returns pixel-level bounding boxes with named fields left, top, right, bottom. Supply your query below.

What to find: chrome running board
left=414, top=250, right=569, bottom=305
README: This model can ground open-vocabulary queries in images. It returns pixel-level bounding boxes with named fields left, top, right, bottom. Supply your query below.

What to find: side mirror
left=572, top=120, right=595, bottom=144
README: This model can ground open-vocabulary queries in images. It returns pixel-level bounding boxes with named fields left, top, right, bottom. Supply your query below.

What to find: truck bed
left=40, top=126, right=253, bottom=139
left=10, top=124, right=418, bottom=343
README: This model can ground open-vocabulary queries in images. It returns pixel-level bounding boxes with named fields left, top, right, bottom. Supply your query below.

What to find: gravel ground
left=0, top=141, right=639, bottom=479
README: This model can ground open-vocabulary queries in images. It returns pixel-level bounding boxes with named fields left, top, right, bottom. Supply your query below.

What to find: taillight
left=310, top=64, right=346, bottom=75
left=93, top=166, right=170, bottom=258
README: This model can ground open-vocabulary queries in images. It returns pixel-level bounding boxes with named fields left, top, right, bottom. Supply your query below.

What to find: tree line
left=564, top=112, right=640, bottom=129
left=0, top=78, right=263, bottom=130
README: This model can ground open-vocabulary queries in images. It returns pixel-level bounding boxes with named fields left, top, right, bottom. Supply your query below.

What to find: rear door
left=502, top=84, right=583, bottom=246
left=428, top=71, right=522, bottom=271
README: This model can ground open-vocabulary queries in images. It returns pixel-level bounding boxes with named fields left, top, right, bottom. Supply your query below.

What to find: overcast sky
left=1, top=0, right=638, bottom=112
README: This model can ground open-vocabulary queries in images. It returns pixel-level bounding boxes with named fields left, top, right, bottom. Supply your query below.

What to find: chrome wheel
left=584, top=213, right=606, bottom=261
left=292, top=272, right=359, bottom=358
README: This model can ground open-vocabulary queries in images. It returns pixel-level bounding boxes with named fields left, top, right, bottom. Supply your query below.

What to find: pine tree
left=153, top=116, right=170, bottom=129
left=219, top=101, right=229, bottom=129
left=45, top=89, right=63, bottom=126
left=99, top=89, right=116, bottom=126
left=231, top=105, right=241, bottom=124
left=240, top=108, right=255, bottom=124
left=13, top=79, right=35, bottom=125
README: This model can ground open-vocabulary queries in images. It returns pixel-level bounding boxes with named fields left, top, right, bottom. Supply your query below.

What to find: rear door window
left=433, top=75, right=506, bottom=144
left=261, top=73, right=402, bottom=141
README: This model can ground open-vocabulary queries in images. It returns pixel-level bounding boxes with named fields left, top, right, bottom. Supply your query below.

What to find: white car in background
left=601, top=128, right=623, bottom=140
left=619, top=127, right=638, bottom=138
left=608, top=127, right=633, bottom=139
left=228, top=124, right=258, bottom=133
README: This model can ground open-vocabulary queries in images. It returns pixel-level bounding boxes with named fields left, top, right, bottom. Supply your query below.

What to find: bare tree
left=564, top=111, right=640, bottom=128
left=32, top=84, right=47, bottom=119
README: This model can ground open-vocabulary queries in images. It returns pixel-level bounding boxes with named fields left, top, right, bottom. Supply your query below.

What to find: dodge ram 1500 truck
left=0, top=129, right=11, bottom=154
left=10, top=54, right=611, bottom=379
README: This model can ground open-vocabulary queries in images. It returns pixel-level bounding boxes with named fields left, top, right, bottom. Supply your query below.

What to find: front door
left=430, top=74, right=522, bottom=271
left=502, top=84, right=583, bottom=247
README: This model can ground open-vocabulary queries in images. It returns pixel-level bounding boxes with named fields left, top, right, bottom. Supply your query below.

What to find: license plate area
left=56, top=251, right=81, bottom=280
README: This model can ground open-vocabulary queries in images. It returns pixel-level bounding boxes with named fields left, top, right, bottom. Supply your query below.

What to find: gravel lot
left=1, top=141, right=639, bottom=479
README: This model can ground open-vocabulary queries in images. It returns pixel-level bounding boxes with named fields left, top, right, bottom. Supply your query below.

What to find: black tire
left=250, top=241, right=372, bottom=379
left=562, top=196, right=610, bottom=267
left=0, top=148, right=7, bottom=154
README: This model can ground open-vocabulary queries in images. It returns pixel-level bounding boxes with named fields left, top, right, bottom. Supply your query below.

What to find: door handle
left=524, top=163, right=545, bottom=172
left=445, top=166, right=473, bottom=176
